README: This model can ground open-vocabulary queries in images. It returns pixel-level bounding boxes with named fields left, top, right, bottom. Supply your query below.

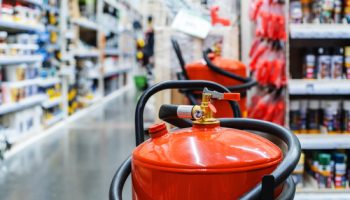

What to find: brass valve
left=192, top=88, right=240, bottom=125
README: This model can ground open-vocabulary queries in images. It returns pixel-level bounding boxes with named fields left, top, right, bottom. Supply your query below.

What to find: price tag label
left=171, top=9, right=211, bottom=39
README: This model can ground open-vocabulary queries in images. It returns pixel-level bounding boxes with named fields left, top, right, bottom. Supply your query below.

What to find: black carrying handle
left=109, top=118, right=300, bottom=200
left=202, top=49, right=257, bottom=91
left=134, top=80, right=241, bottom=146
left=171, top=39, right=189, bottom=79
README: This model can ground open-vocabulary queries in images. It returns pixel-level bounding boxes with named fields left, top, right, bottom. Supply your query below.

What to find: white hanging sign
left=171, top=10, right=211, bottom=39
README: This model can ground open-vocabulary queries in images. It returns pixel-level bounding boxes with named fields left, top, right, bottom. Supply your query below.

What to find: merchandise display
left=0, top=0, right=135, bottom=157
left=293, top=150, right=350, bottom=190
left=290, top=0, right=350, bottom=24
left=301, top=47, right=349, bottom=79
left=1, top=0, right=43, bottom=27
left=249, top=0, right=286, bottom=125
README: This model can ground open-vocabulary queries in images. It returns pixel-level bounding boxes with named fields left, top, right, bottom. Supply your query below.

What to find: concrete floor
left=0, top=91, right=137, bottom=200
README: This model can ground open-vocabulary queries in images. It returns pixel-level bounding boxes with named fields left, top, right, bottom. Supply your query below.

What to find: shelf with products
left=289, top=79, right=350, bottom=95
left=103, top=67, right=131, bottom=77
left=2, top=78, right=40, bottom=88
left=101, top=0, right=120, bottom=36
left=291, top=150, right=350, bottom=199
left=21, top=0, right=43, bottom=7
left=104, top=48, right=120, bottom=56
left=0, top=0, right=137, bottom=158
left=103, top=0, right=119, bottom=9
left=37, top=77, right=60, bottom=87
left=0, top=1, right=45, bottom=32
left=287, top=1, right=350, bottom=171
left=74, top=50, right=100, bottom=58
left=295, top=174, right=350, bottom=199
left=0, top=19, right=45, bottom=32
left=297, top=134, right=350, bottom=149
left=290, top=24, right=350, bottom=39
left=41, top=96, right=62, bottom=109
left=0, top=55, right=43, bottom=65
left=0, top=94, right=47, bottom=115
left=43, top=112, right=63, bottom=127
left=72, top=18, right=99, bottom=31
left=43, top=4, right=59, bottom=14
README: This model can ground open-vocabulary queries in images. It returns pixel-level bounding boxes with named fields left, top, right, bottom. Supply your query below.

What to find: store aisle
left=0, top=91, right=136, bottom=200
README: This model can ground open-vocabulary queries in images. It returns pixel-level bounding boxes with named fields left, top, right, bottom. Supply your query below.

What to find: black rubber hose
left=226, top=81, right=258, bottom=92
left=134, top=80, right=241, bottom=146
left=109, top=156, right=131, bottom=200
left=202, top=49, right=258, bottom=90
left=158, top=105, right=193, bottom=128
left=171, top=39, right=189, bottom=80
left=159, top=104, right=179, bottom=119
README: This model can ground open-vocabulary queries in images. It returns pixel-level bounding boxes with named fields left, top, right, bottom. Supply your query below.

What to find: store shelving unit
left=73, top=50, right=100, bottom=58
left=72, top=18, right=99, bottom=31
left=283, top=0, right=350, bottom=198
left=0, top=18, right=45, bottom=32
left=0, top=55, right=43, bottom=65
left=0, top=95, right=47, bottom=115
left=289, top=79, right=350, bottom=95
left=290, top=23, right=350, bottom=39
left=41, top=97, right=62, bottom=109
left=241, top=0, right=350, bottom=197
left=297, top=134, right=350, bottom=149
left=0, top=0, right=137, bottom=157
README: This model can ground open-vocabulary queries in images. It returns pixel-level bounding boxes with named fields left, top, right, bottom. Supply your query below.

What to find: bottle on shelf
left=345, top=46, right=350, bottom=79
left=334, top=153, right=347, bottom=189
left=318, top=153, right=332, bottom=189
left=307, top=100, right=321, bottom=133
left=331, top=47, right=344, bottom=79
left=301, top=0, right=312, bottom=23
left=323, top=100, right=341, bottom=134
left=303, top=48, right=316, bottom=79
left=290, top=100, right=301, bottom=133
left=343, top=101, right=350, bottom=133
left=317, top=47, right=331, bottom=79
left=300, top=100, right=308, bottom=133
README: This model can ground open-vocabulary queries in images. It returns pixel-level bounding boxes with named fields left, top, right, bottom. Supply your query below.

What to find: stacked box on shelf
left=0, top=0, right=63, bottom=147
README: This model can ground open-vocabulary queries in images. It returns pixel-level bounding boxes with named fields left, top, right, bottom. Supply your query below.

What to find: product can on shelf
left=307, top=100, right=321, bottom=133
left=317, top=48, right=331, bottom=79
left=300, top=100, right=308, bottom=132
left=318, top=153, right=332, bottom=189
left=304, top=48, right=316, bottom=79
left=334, top=153, right=347, bottom=189
left=290, top=100, right=301, bottom=133
left=323, top=100, right=341, bottom=134
left=343, top=101, right=350, bottom=133
left=345, top=46, right=350, bottom=79
left=331, top=47, right=344, bottom=79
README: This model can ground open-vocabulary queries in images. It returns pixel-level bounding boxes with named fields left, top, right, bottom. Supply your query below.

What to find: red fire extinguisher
left=171, top=40, right=257, bottom=118
left=109, top=80, right=300, bottom=200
